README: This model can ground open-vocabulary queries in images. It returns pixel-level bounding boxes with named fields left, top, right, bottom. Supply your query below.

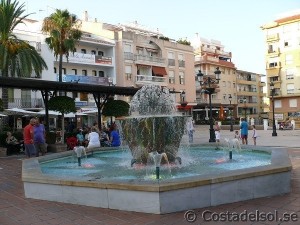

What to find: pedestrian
left=214, top=121, right=221, bottom=149
left=109, top=124, right=121, bottom=147
left=23, top=118, right=36, bottom=158
left=240, top=118, right=249, bottom=145
left=34, top=118, right=47, bottom=156
left=186, top=118, right=195, bottom=143
left=76, top=129, right=85, bottom=146
left=252, top=125, right=258, bottom=146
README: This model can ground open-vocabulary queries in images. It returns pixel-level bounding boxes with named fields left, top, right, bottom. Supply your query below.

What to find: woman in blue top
left=110, top=125, right=121, bottom=147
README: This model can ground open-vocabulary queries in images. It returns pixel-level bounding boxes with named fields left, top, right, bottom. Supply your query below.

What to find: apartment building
left=236, top=70, right=266, bottom=122
left=261, top=11, right=300, bottom=123
left=101, top=21, right=196, bottom=112
left=3, top=17, right=117, bottom=110
left=193, top=38, right=237, bottom=123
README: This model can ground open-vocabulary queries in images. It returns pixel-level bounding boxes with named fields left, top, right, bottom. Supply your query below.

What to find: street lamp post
left=197, top=67, right=221, bottom=142
left=229, top=94, right=233, bottom=132
left=270, top=82, right=277, bottom=136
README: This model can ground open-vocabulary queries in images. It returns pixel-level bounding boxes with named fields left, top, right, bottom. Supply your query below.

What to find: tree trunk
left=58, top=53, right=65, bottom=96
left=61, top=114, right=65, bottom=144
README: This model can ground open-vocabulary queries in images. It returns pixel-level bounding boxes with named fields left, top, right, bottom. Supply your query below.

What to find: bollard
left=78, top=157, right=81, bottom=166
left=156, top=166, right=160, bottom=179
left=229, top=150, right=232, bottom=160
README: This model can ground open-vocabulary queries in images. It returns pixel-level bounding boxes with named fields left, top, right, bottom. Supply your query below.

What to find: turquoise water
left=40, top=147, right=271, bottom=181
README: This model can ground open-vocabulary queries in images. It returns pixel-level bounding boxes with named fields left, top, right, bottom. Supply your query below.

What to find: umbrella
left=4, top=108, right=36, bottom=115
left=37, top=110, right=87, bottom=117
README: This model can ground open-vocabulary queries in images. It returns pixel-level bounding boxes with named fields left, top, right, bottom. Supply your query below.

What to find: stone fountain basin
left=22, top=146, right=291, bottom=214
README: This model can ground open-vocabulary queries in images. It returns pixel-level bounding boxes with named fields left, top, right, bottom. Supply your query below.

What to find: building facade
left=261, top=12, right=300, bottom=124
left=193, top=38, right=237, bottom=124
left=236, top=70, right=266, bottom=122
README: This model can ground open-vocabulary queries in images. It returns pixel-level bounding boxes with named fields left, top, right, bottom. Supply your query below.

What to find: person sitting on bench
left=5, top=132, right=21, bottom=155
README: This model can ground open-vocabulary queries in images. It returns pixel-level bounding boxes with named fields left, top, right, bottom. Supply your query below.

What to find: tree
left=48, top=96, right=76, bottom=144
left=102, top=99, right=130, bottom=123
left=41, top=9, right=82, bottom=84
left=0, top=0, right=48, bottom=108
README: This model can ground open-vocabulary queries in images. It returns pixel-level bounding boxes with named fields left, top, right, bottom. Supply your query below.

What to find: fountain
left=22, top=85, right=292, bottom=214
left=120, top=85, right=186, bottom=166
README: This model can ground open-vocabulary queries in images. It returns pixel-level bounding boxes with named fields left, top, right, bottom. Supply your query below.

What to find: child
left=234, top=130, right=241, bottom=141
left=252, top=125, right=258, bottom=146
left=73, top=143, right=86, bottom=166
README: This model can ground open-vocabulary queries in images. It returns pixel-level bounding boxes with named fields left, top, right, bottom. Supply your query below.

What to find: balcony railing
left=135, top=74, right=167, bottom=86
left=135, top=54, right=166, bottom=66
left=63, top=52, right=112, bottom=65
left=124, top=52, right=134, bottom=60
left=8, top=98, right=44, bottom=108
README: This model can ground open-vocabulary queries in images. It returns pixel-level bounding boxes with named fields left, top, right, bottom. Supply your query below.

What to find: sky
left=22, top=0, right=300, bottom=74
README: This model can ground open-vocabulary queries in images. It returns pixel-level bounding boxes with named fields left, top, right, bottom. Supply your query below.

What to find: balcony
left=215, top=50, right=231, bottom=57
left=267, top=48, right=280, bottom=57
left=135, top=74, right=168, bottom=87
left=124, top=52, right=134, bottom=60
left=135, top=54, right=166, bottom=67
left=62, top=52, right=113, bottom=66
left=201, top=46, right=216, bottom=53
left=266, top=62, right=281, bottom=70
left=266, top=33, right=279, bottom=42
left=8, top=98, right=44, bottom=108
left=59, top=74, right=109, bottom=85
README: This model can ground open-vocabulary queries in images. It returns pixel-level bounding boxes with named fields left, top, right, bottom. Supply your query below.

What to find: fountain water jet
left=120, top=85, right=188, bottom=165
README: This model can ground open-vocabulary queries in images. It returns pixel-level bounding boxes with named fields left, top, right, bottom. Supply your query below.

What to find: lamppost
left=243, top=97, right=247, bottom=119
left=229, top=94, right=233, bottom=132
left=270, top=81, right=277, bottom=136
left=196, top=67, right=221, bottom=142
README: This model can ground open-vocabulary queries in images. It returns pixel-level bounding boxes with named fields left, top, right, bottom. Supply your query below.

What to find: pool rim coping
left=22, top=146, right=292, bottom=192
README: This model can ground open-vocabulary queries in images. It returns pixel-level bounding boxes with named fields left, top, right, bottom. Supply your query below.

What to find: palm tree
left=41, top=9, right=82, bottom=84
left=0, top=0, right=48, bottom=108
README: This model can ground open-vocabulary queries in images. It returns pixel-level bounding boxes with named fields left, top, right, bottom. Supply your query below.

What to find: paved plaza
left=0, top=125, right=300, bottom=225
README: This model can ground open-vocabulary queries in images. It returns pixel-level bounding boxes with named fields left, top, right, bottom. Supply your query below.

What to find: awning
left=152, top=66, right=167, bottom=76
left=176, top=105, right=193, bottom=110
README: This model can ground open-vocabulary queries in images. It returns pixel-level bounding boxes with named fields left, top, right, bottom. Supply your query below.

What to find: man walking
left=23, top=118, right=36, bottom=158
left=34, top=118, right=47, bottom=156
left=240, top=118, right=249, bottom=145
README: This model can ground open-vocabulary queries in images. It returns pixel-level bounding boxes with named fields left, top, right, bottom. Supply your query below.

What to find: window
left=91, top=50, right=96, bottom=55
left=274, top=100, right=281, bottom=108
left=285, top=54, right=293, bottom=65
left=223, top=94, right=226, bottom=100
left=124, top=44, right=131, bottom=53
left=289, top=99, right=297, bottom=108
left=169, top=70, right=175, bottom=84
left=268, top=44, right=274, bottom=53
left=269, top=62, right=278, bottom=68
left=284, top=40, right=291, bottom=47
left=179, top=71, right=185, bottom=85
left=98, top=51, right=104, bottom=56
left=54, top=67, right=57, bottom=73
left=81, top=49, right=86, bottom=54
left=168, top=52, right=175, bottom=66
left=286, top=68, right=294, bottom=80
left=222, top=81, right=226, bottom=87
left=98, top=71, right=104, bottom=77
left=82, top=70, right=87, bottom=76
left=287, top=84, right=294, bottom=94
left=233, top=83, right=236, bottom=88
left=227, top=81, right=231, bottom=88
left=125, top=65, right=132, bottom=80
left=71, top=69, right=77, bottom=75
left=8, top=88, right=14, bottom=102
left=92, top=70, right=97, bottom=76
left=62, top=68, right=66, bottom=74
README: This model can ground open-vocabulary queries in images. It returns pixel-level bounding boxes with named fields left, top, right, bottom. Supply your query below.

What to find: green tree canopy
left=102, top=100, right=130, bottom=118
left=42, top=9, right=82, bottom=82
left=48, top=96, right=76, bottom=115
